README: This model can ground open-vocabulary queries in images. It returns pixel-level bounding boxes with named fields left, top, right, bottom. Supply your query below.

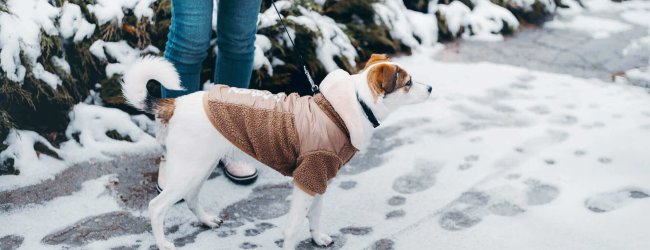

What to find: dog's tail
left=121, top=56, right=183, bottom=113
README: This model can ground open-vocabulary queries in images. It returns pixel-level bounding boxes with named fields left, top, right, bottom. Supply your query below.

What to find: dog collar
left=356, top=92, right=380, bottom=128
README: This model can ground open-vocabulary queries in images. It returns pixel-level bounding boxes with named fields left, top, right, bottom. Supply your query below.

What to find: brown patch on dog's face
left=156, top=98, right=175, bottom=124
left=366, top=63, right=411, bottom=99
left=363, top=54, right=390, bottom=70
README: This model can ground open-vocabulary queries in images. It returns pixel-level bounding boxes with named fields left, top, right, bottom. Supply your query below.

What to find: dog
left=121, top=54, right=432, bottom=250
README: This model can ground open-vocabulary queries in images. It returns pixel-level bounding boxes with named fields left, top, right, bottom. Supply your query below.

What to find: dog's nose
left=427, top=86, right=432, bottom=93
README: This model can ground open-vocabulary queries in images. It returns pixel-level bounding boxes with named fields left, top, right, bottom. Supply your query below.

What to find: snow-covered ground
left=3, top=55, right=650, bottom=249
left=2, top=0, right=650, bottom=249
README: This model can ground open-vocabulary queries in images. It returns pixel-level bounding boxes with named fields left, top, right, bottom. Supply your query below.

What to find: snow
left=619, top=9, right=650, bottom=86
left=436, top=0, right=519, bottom=42
left=0, top=0, right=59, bottom=85
left=88, top=0, right=156, bottom=25
left=32, top=62, right=62, bottom=89
left=5, top=52, right=649, bottom=249
left=253, top=34, right=273, bottom=75
left=2, top=0, right=650, bottom=248
left=463, top=0, right=519, bottom=42
left=373, top=0, right=425, bottom=48
left=406, top=9, right=438, bottom=47
left=89, top=40, right=160, bottom=77
left=0, top=175, right=122, bottom=250
left=59, top=2, right=96, bottom=42
left=0, top=104, right=161, bottom=192
left=63, top=103, right=161, bottom=161
left=288, top=6, right=357, bottom=72
left=620, top=10, right=650, bottom=27
left=51, top=56, right=71, bottom=75
left=0, top=130, right=67, bottom=192
left=546, top=15, right=632, bottom=39
left=437, top=1, right=471, bottom=37
left=257, top=0, right=291, bottom=29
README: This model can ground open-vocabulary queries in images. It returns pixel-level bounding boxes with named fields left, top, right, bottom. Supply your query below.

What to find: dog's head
left=356, top=54, right=432, bottom=115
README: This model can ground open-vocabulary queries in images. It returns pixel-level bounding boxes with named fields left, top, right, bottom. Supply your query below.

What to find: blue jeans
left=162, top=0, right=262, bottom=98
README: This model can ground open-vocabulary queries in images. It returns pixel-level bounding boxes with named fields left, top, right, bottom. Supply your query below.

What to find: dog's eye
left=406, top=79, right=412, bottom=87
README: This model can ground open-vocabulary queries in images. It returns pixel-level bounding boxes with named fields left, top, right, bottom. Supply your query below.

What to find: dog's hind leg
left=149, top=130, right=225, bottom=249
left=283, top=184, right=315, bottom=250
left=149, top=177, right=188, bottom=250
left=185, top=166, right=223, bottom=228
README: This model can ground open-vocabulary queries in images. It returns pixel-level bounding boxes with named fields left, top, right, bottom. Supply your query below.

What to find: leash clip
left=303, top=65, right=319, bottom=94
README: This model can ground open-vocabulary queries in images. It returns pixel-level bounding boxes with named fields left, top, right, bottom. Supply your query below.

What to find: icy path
left=2, top=52, right=650, bottom=249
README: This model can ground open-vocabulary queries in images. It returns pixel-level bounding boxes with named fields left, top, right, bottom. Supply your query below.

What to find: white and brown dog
left=121, top=54, right=431, bottom=250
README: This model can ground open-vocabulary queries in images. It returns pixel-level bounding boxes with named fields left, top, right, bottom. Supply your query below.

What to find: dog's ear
left=367, top=63, right=399, bottom=98
left=363, top=54, right=390, bottom=70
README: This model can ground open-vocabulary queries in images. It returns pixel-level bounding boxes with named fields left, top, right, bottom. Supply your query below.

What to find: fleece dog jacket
left=202, top=85, right=358, bottom=195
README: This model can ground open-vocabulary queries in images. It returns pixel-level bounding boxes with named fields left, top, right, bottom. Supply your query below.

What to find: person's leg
left=215, top=0, right=262, bottom=184
left=158, top=0, right=212, bottom=193
left=214, top=0, right=263, bottom=88
left=162, top=0, right=213, bottom=98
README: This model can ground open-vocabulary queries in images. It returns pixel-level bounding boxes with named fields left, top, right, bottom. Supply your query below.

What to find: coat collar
left=318, top=69, right=372, bottom=150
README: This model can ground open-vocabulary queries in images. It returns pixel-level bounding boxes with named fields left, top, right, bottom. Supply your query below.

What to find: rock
left=0, top=235, right=24, bottom=250
left=339, top=226, right=372, bottom=236
left=371, top=238, right=395, bottom=250
left=41, top=211, right=149, bottom=246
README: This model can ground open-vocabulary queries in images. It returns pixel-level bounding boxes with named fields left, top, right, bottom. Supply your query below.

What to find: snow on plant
left=0, top=0, right=60, bottom=87
left=51, top=56, right=72, bottom=75
left=405, top=9, right=439, bottom=48
left=437, top=0, right=519, bottom=42
left=0, top=104, right=161, bottom=191
left=463, top=0, right=519, bottom=41
left=374, top=0, right=425, bottom=48
left=0, top=130, right=67, bottom=191
left=511, top=0, right=556, bottom=12
left=253, top=34, right=273, bottom=75
left=288, top=6, right=357, bottom=72
left=59, top=2, right=96, bottom=43
left=258, top=0, right=291, bottom=29
left=64, top=103, right=160, bottom=159
left=88, top=0, right=156, bottom=25
left=437, top=1, right=471, bottom=38
left=89, top=40, right=160, bottom=77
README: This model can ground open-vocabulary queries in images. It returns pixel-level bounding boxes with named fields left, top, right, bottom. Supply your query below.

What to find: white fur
left=120, top=57, right=431, bottom=250
left=121, top=56, right=183, bottom=110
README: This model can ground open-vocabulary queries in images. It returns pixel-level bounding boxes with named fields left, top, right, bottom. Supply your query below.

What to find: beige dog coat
left=202, top=85, right=358, bottom=195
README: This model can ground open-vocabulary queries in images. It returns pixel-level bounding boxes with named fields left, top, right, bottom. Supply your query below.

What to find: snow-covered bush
left=0, top=0, right=582, bottom=176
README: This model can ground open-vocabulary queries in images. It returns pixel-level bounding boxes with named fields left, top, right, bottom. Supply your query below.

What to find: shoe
left=155, top=183, right=184, bottom=203
left=222, top=161, right=258, bottom=185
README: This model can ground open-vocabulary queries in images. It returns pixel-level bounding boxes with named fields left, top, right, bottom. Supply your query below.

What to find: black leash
left=271, top=1, right=319, bottom=94
left=270, top=1, right=382, bottom=128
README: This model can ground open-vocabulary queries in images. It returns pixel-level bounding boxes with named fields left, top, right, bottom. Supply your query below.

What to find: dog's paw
left=201, top=216, right=223, bottom=228
left=311, top=233, right=333, bottom=247
left=157, top=240, right=176, bottom=250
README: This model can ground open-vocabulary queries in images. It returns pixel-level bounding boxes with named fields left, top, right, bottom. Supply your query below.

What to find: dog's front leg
left=308, top=194, right=333, bottom=246
left=283, top=183, right=314, bottom=250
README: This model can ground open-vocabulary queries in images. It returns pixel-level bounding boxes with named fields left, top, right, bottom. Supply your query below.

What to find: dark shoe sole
left=223, top=167, right=258, bottom=185
left=156, top=183, right=184, bottom=204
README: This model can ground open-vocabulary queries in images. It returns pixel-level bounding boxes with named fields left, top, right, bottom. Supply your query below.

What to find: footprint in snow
left=547, top=114, right=579, bottom=126
left=458, top=155, right=479, bottom=171
left=392, top=160, right=442, bottom=194
left=525, top=179, right=559, bottom=206
left=438, top=179, right=559, bottom=231
left=343, top=118, right=430, bottom=175
left=585, top=188, right=650, bottom=213
left=495, top=130, right=569, bottom=168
